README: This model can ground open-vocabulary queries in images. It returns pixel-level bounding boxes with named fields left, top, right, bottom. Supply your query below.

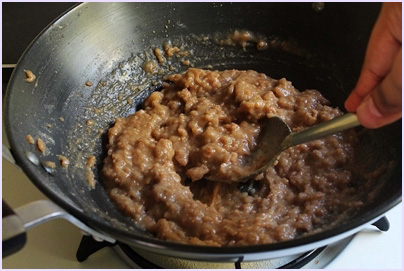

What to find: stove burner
left=115, top=243, right=326, bottom=269
left=75, top=216, right=390, bottom=269
left=75, top=235, right=343, bottom=269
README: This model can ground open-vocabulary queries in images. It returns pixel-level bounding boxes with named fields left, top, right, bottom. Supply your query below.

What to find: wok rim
left=4, top=2, right=402, bottom=258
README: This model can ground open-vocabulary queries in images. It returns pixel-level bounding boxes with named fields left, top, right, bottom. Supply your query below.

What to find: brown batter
left=102, top=68, right=361, bottom=246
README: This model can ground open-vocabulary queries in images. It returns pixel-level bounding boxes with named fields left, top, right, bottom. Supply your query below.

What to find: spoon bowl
left=207, top=113, right=360, bottom=183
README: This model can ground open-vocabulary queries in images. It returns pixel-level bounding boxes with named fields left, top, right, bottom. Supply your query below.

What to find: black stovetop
left=2, top=3, right=77, bottom=64
left=2, top=3, right=77, bottom=93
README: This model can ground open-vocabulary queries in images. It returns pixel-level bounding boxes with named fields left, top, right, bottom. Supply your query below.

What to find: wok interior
left=5, top=2, right=401, bottom=254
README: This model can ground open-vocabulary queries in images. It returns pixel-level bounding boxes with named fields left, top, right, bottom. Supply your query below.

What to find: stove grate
left=75, top=216, right=389, bottom=268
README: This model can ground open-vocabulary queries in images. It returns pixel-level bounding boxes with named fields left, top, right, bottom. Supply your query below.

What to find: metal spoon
left=208, top=113, right=360, bottom=183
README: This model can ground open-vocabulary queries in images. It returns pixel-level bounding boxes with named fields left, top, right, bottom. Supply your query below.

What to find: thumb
left=356, top=50, right=402, bottom=129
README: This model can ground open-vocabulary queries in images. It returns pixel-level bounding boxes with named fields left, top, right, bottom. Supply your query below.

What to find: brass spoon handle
left=286, top=113, right=360, bottom=148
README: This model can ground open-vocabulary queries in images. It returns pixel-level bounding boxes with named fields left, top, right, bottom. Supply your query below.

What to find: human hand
left=345, top=2, right=402, bottom=129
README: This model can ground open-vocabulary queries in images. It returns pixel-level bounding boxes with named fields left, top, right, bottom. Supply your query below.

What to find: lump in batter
left=86, top=155, right=97, bottom=189
left=37, top=138, right=46, bottom=155
left=220, top=30, right=268, bottom=51
left=102, top=68, right=360, bottom=246
left=26, top=134, right=35, bottom=145
left=144, top=60, right=158, bottom=74
left=154, top=48, right=165, bottom=64
left=58, top=155, right=70, bottom=169
left=24, top=70, right=36, bottom=83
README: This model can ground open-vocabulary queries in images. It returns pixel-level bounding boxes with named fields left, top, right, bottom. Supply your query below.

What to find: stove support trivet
left=75, top=216, right=390, bottom=267
left=118, top=243, right=163, bottom=269
left=114, top=243, right=327, bottom=269
left=278, top=246, right=326, bottom=269
left=76, top=235, right=115, bottom=262
left=372, top=216, right=390, bottom=231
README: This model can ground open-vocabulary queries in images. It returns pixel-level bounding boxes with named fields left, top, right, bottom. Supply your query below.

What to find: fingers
left=355, top=49, right=402, bottom=128
left=345, top=3, right=402, bottom=112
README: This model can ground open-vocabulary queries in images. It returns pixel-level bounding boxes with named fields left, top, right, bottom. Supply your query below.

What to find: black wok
left=4, top=2, right=402, bottom=261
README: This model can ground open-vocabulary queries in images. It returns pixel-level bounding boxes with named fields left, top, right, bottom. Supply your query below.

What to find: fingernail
left=345, top=92, right=361, bottom=112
